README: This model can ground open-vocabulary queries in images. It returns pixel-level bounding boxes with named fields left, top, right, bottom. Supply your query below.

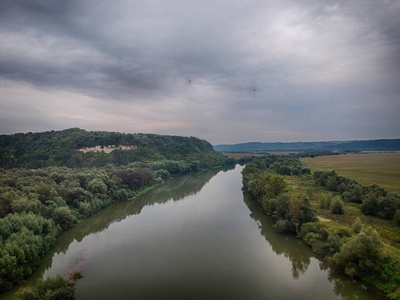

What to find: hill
left=213, top=139, right=400, bottom=152
left=0, top=128, right=232, bottom=169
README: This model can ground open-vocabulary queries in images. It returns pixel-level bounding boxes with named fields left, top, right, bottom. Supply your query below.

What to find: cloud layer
left=1, top=0, right=399, bottom=143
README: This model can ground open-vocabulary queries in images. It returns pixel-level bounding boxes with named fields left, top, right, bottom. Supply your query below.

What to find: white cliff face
left=78, top=145, right=138, bottom=153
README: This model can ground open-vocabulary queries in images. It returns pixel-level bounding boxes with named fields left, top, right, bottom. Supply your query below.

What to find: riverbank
left=241, top=156, right=400, bottom=299
left=0, top=161, right=235, bottom=294
left=1, top=165, right=388, bottom=300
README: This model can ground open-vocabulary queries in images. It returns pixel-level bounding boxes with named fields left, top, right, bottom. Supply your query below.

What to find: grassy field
left=288, top=175, right=400, bottom=250
left=224, top=153, right=266, bottom=159
left=301, top=152, right=400, bottom=193
left=224, top=152, right=298, bottom=159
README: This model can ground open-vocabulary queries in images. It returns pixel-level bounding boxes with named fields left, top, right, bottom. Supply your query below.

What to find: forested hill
left=214, top=139, right=400, bottom=152
left=0, top=128, right=232, bottom=169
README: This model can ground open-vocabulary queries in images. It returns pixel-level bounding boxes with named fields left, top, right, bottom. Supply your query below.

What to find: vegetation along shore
left=241, top=154, right=400, bottom=299
left=0, top=129, right=234, bottom=294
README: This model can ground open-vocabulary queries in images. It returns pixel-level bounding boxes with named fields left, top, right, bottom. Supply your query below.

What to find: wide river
left=1, top=166, right=388, bottom=299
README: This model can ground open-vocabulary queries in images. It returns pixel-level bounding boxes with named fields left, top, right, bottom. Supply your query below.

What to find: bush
left=330, top=196, right=345, bottom=214
left=352, top=217, right=363, bottom=233
left=16, top=275, right=77, bottom=300
left=273, top=219, right=292, bottom=233
left=331, top=226, right=389, bottom=278
left=319, top=193, right=332, bottom=209
left=51, top=207, right=76, bottom=231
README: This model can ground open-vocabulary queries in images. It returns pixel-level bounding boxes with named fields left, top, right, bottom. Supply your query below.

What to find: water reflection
left=242, top=191, right=387, bottom=300
left=0, top=166, right=388, bottom=300
left=242, top=191, right=312, bottom=279
left=0, top=167, right=225, bottom=299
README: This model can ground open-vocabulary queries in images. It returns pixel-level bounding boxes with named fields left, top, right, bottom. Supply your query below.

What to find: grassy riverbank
left=242, top=155, right=400, bottom=299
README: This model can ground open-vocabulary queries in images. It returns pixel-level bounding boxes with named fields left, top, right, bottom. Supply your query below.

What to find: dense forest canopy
left=0, top=128, right=232, bottom=169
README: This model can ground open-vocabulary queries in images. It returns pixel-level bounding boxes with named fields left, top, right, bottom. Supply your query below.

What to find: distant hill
left=213, top=139, right=400, bottom=152
left=0, top=128, right=232, bottom=169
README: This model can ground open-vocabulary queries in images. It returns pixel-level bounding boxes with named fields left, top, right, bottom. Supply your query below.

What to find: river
left=1, top=165, right=387, bottom=299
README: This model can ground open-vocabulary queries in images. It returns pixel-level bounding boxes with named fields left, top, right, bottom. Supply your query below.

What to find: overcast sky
left=0, top=0, right=399, bottom=144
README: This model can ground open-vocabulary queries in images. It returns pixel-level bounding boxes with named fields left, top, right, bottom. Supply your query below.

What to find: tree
left=332, top=226, right=388, bottom=278
left=327, top=176, right=338, bottom=192
left=290, top=195, right=303, bottom=232
left=87, top=178, right=107, bottom=195
left=330, top=196, right=345, bottom=214
left=16, top=276, right=76, bottom=300
left=51, top=207, right=76, bottom=231
left=352, top=217, right=363, bottom=233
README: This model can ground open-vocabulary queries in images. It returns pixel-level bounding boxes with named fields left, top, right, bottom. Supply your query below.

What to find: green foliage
left=15, top=276, right=77, bottom=300
left=299, top=222, right=342, bottom=258
left=0, top=129, right=235, bottom=293
left=242, top=158, right=316, bottom=234
left=330, top=196, right=345, bottom=214
left=51, top=207, right=76, bottom=231
left=327, top=176, right=338, bottom=191
left=352, top=217, right=363, bottom=233
left=314, top=170, right=400, bottom=221
left=318, top=193, right=332, bottom=209
left=0, top=128, right=233, bottom=169
left=244, top=156, right=400, bottom=298
left=332, top=226, right=390, bottom=279
left=0, top=212, right=57, bottom=291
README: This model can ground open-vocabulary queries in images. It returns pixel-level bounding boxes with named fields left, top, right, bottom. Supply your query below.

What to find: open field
left=301, top=152, right=400, bottom=193
left=224, top=153, right=266, bottom=159
left=224, top=151, right=298, bottom=159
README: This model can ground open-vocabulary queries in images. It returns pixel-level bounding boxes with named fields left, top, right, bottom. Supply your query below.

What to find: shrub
left=332, top=226, right=389, bottom=278
left=16, top=275, right=77, bottom=300
left=352, top=217, right=363, bottom=233
left=273, top=219, right=292, bottom=233
left=330, top=196, right=345, bottom=214
left=319, top=193, right=332, bottom=209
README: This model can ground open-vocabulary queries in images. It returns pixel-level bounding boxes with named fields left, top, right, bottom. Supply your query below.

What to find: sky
left=0, top=0, right=399, bottom=144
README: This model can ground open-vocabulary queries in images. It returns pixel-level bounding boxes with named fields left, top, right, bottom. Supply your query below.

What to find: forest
left=0, top=129, right=235, bottom=293
left=0, top=128, right=233, bottom=169
left=242, top=155, right=400, bottom=299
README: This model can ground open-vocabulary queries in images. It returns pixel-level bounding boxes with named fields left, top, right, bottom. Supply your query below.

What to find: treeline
left=239, top=154, right=311, bottom=176
left=241, top=157, right=400, bottom=299
left=0, top=128, right=234, bottom=169
left=314, top=170, right=400, bottom=222
left=236, top=150, right=356, bottom=166
left=242, top=156, right=316, bottom=233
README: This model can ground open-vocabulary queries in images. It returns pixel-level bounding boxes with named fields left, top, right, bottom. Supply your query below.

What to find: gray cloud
left=0, top=0, right=399, bottom=143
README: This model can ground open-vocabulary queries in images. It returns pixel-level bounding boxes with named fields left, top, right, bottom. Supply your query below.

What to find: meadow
left=301, top=152, right=400, bottom=193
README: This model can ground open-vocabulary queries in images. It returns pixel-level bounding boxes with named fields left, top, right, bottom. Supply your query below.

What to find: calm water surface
left=1, top=166, right=387, bottom=299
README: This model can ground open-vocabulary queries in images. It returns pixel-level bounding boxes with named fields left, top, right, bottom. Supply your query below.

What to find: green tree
left=352, top=217, right=363, bottom=233
left=330, top=196, right=345, bottom=214
left=16, top=276, right=76, bottom=300
left=332, top=226, right=388, bottom=278
left=51, top=207, right=76, bottom=231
